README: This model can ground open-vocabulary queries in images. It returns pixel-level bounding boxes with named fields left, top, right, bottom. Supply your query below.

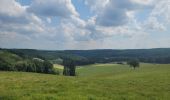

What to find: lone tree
left=127, top=59, right=140, bottom=69
left=63, top=59, right=76, bottom=76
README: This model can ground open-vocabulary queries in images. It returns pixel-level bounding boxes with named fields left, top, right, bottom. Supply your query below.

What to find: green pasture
left=0, top=63, right=170, bottom=100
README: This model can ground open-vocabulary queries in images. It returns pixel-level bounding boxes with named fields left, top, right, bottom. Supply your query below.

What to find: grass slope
left=0, top=63, right=170, bottom=100
left=0, top=50, right=22, bottom=64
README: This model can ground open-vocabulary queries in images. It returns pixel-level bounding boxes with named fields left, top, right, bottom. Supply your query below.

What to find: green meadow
left=0, top=63, right=170, bottom=100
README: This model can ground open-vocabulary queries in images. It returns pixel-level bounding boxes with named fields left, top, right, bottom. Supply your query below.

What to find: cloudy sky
left=0, top=0, right=170, bottom=50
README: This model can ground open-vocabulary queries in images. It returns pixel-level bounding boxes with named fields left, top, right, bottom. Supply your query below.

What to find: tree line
left=0, top=58, right=59, bottom=75
left=6, top=48, right=170, bottom=64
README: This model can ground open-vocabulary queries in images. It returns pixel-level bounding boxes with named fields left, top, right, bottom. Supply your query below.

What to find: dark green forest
left=1, top=48, right=170, bottom=74
left=0, top=50, right=59, bottom=74
left=65, top=48, right=170, bottom=64
left=1, top=48, right=170, bottom=64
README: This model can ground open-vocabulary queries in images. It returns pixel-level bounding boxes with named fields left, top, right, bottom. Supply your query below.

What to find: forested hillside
left=1, top=48, right=170, bottom=64
left=66, top=48, right=170, bottom=64
left=0, top=50, right=58, bottom=74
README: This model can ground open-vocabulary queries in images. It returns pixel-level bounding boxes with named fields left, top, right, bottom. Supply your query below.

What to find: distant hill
left=1, top=48, right=170, bottom=64
left=65, top=48, right=170, bottom=63
left=3, top=49, right=94, bottom=65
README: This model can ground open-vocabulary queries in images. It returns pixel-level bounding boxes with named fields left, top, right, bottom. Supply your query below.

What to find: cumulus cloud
left=0, top=0, right=170, bottom=49
left=142, top=0, right=170, bottom=31
left=144, top=17, right=166, bottom=31
left=0, top=0, right=27, bottom=24
left=0, top=0, right=44, bottom=35
left=85, top=0, right=109, bottom=12
left=85, top=0, right=153, bottom=27
left=0, top=0, right=25, bottom=16
left=27, top=0, right=79, bottom=18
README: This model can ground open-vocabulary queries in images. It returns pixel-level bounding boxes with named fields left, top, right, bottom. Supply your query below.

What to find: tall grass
left=0, top=63, right=170, bottom=100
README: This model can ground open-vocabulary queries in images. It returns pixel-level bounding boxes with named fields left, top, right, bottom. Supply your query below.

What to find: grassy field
left=0, top=63, right=170, bottom=100
left=53, top=64, right=64, bottom=69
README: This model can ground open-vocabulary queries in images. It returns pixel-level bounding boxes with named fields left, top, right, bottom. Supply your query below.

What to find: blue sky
left=0, top=0, right=170, bottom=50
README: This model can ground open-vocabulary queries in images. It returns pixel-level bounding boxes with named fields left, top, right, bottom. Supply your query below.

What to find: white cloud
left=85, top=0, right=109, bottom=12
left=144, top=17, right=166, bottom=31
left=0, top=0, right=25, bottom=16
left=130, top=0, right=154, bottom=5
left=0, top=0, right=46, bottom=49
left=151, top=0, right=170, bottom=23
left=85, top=0, right=152, bottom=27
left=27, top=0, right=79, bottom=18
left=0, top=0, right=170, bottom=49
left=142, top=0, right=170, bottom=31
left=0, top=0, right=27, bottom=24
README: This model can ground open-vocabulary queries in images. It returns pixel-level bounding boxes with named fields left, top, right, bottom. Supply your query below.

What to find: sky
left=0, top=0, right=170, bottom=50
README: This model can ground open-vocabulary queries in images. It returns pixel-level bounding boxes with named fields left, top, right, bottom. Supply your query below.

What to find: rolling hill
left=0, top=63, right=169, bottom=99
left=1, top=48, right=170, bottom=64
